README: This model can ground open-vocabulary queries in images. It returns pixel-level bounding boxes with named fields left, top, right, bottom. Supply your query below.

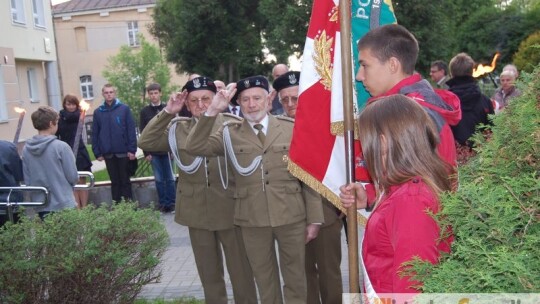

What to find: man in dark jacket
left=139, top=83, right=176, bottom=212
left=92, top=84, right=137, bottom=203
left=447, top=53, right=494, bottom=147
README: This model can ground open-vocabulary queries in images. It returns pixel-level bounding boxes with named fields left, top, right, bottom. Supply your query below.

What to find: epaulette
left=170, top=116, right=192, bottom=124
left=222, top=118, right=243, bottom=127
left=275, top=115, right=295, bottom=123
left=168, top=116, right=192, bottom=129
left=221, top=112, right=244, bottom=122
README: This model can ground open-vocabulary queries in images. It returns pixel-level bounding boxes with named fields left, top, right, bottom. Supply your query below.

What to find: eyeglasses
left=280, top=96, right=299, bottom=104
left=188, top=96, right=212, bottom=105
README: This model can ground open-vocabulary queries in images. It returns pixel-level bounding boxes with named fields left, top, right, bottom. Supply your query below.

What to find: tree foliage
left=102, top=36, right=172, bottom=126
left=151, top=0, right=540, bottom=81
left=151, top=0, right=269, bottom=82
left=513, top=31, right=540, bottom=73
left=405, top=65, right=540, bottom=292
left=258, top=0, right=313, bottom=63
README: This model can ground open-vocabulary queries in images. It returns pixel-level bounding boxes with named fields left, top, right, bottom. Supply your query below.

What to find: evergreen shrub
left=405, top=65, right=539, bottom=292
left=0, top=203, right=169, bottom=303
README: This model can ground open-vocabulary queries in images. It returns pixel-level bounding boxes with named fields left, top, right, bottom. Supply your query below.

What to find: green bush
left=514, top=31, right=540, bottom=74
left=0, top=203, right=169, bottom=303
left=405, top=65, right=540, bottom=292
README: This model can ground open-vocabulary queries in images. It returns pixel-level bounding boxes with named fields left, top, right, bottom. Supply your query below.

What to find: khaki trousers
left=241, top=221, right=307, bottom=304
left=189, top=226, right=257, bottom=304
left=306, top=219, right=343, bottom=304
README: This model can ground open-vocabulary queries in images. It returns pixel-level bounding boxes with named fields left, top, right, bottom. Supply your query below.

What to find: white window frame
left=31, top=0, right=46, bottom=28
left=27, top=68, right=39, bottom=103
left=10, top=0, right=26, bottom=25
left=0, top=66, right=8, bottom=122
left=79, top=75, right=94, bottom=99
left=127, top=21, right=140, bottom=47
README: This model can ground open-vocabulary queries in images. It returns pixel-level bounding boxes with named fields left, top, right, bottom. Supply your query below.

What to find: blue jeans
left=150, top=154, right=176, bottom=208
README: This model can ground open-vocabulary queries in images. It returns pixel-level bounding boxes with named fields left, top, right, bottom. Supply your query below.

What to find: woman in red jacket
left=340, top=94, right=452, bottom=298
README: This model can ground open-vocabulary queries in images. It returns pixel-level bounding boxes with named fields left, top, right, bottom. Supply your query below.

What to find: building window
left=0, top=66, right=7, bottom=121
left=27, top=68, right=39, bottom=103
left=80, top=75, right=94, bottom=99
left=31, top=0, right=45, bottom=28
left=127, top=21, right=140, bottom=47
left=75, top=27, right=88, bottom=51
left=10, top=0, right=26, bottom=25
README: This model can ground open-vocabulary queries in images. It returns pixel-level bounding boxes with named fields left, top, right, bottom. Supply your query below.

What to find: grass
left=86, top=145, right=95, bottom=161
left=135, top=298, right=203, bottom=304
left=93, top=168, right=110, bottom=182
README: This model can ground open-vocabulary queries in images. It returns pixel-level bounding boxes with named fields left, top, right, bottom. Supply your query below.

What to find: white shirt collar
left=248, top=114, right=269, bottom=135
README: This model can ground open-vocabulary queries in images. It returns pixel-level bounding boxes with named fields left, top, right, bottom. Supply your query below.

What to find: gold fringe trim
left=330, top=121, right=360, bottom=140
left=288, top=160, right=367, bottom=226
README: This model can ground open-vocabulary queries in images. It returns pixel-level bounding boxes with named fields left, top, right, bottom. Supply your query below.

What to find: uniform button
left=265, top=181, right=269, bottom=185
left=206, top=159, right=210, bottom=164
left=207, top=183, right=210, bottom=186
left=207, top=171, right=210, bottom=175
left=263, top=151, right=267, bottom=154
left=265, top=171, right=269, bottom=174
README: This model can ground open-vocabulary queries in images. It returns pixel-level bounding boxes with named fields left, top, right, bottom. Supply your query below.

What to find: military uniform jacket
left=186, top=114, right=324, bottom=228
left=138, top=111, right=239, bottom=231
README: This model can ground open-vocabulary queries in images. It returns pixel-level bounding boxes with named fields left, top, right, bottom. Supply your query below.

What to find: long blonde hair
left=358, top=94, right=451, bottom=205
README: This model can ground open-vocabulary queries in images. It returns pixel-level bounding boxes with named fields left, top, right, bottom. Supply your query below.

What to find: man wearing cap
left=138, top=76, right=257, bottom=304
left=274, top=71, right=344, bottom=303
left=184, top=75, right=324, bottom=304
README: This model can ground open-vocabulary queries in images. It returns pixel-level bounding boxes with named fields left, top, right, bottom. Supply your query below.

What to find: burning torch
left=473, top=53, right=500, bottom=88
left=72, top=99, right=90, bottom=158
left=13, top=107, right=26, bottom=144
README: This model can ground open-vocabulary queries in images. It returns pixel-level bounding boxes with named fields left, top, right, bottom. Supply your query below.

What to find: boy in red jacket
left=347, top=24, right=461, bottom=202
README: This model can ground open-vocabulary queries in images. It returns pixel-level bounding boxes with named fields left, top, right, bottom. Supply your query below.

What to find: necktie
left=254, top=124, right=265, bottom=144
left=231, top=107, right=237, bottom=115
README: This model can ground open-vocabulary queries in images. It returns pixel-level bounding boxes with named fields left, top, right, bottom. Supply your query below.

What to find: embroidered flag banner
left=288, top=0, right=396, bottom=224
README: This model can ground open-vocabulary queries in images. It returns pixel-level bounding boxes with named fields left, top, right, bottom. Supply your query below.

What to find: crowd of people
left=0, top=22, right=523, bottom=303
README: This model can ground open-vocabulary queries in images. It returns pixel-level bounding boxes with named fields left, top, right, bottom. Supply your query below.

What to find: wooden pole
left=339, top=0, right=360, bottom=296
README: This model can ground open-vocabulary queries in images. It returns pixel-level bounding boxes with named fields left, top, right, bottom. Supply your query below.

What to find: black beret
left=272, top=71, right=300, bottom=92
left=182, top=76, right=216, bottom=94
left=231, top=75, right=269, bottom=106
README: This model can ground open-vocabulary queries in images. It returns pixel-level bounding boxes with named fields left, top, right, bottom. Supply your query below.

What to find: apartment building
left=0, top=0, right=62, bottom=144
left=52, top=0, right=188, bottom=117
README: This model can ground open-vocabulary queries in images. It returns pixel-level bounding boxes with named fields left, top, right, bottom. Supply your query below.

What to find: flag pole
left=339, top=0, right=360, bottom=294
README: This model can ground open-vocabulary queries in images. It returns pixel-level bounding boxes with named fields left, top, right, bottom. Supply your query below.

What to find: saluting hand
left=165, top=90, right=188, bottom=114
left=206, top=84, right=237, bottom=116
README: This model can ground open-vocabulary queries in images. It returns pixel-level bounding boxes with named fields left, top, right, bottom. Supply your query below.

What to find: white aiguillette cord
left=219, top=125, right=263, bottom=190
left=168, top=120, right=204, bottom=174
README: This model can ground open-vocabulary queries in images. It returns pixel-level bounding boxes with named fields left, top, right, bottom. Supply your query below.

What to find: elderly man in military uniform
left=183, top=75, right=324, bottom=304
left=274, top=71, right=344, bottom=303
left=138, top=76, right=257, bottom=304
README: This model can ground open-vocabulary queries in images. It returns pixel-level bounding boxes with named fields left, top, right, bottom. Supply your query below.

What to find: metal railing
left=74, top=171, right=95, bottom=189
left=0, top=186, right=49, bottom=223
left=0, top=171, right=95, bottom=223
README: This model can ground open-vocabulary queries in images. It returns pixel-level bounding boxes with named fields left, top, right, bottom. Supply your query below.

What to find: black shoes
left=160, top=205, right=175, bottom=213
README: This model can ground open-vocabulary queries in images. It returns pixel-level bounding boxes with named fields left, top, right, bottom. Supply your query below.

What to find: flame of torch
left=72, top=99, right=90, bottom=157
left=13, top=107, right=26, bottom=144
left=473, top=53, right=500, bottom=78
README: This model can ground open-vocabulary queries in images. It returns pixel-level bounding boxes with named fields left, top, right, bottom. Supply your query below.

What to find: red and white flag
left=288, top=0, right=396, bottom=224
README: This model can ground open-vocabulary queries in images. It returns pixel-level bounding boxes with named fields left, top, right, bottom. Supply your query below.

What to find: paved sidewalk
left=138, top=212, right=355, bottom=301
